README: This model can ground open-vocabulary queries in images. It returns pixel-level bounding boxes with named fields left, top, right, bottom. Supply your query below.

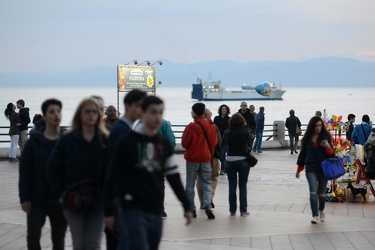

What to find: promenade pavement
left=0, top=149, right=375, bottom=250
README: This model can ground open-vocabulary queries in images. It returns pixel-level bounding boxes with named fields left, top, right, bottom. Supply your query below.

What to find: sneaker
left=257, top=150, right=262, bottom=153
left=219, top=170, right=225, bottom=175
left=241, top=212, right=250, bottom=217
left=205, top=207, right=215, bottom=220
left=11, top=158, right=19, bottom=162
left=199, top=206, right=205, bottom=210
left=8, top=158, right=12, bottom=162
left=252, top=148, right=256, bottom=153
left=319, top=210, right=325, bottom=222
left=162, top=211, right=167, bottom=218
left=291, top=151, right=293, bottom=154
left=185, top=211, right=197, bottom=218
left=294, top=150, right=298, bottom=154
left=311, top=216, right=319, bottom=224
left=230, top=213, right=236, bottom=216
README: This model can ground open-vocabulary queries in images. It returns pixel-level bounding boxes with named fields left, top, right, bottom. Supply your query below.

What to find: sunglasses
left=82, top=109, right=98, bottom=115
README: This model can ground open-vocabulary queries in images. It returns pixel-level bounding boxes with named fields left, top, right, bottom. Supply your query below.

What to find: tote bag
left=321, top=157, right=345, bottom=180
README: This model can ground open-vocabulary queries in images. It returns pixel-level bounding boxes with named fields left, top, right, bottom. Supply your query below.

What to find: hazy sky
left=1, top=0, right=374, bottom=72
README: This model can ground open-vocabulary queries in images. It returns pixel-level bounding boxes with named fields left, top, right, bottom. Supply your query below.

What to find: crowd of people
left=3, top=94, right=374, bottom=249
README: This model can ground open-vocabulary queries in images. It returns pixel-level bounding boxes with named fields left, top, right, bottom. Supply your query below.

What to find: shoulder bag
left=321, top=157, right=345, bottom=180
left=295, top=117, right=302, bottom=136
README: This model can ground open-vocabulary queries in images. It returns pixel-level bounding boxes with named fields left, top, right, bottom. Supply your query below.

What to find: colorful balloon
left=255, top=82, right=271, bottom=96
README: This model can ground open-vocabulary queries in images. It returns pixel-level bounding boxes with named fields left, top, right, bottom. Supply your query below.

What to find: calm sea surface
left=1, top=87, right=374, bottom=127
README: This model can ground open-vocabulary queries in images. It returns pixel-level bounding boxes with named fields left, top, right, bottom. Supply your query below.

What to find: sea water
left=0, top=87, right=374, bottom=127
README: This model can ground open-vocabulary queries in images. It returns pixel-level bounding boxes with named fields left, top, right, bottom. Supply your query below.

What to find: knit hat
left=192, top=103, right=205, bottom=116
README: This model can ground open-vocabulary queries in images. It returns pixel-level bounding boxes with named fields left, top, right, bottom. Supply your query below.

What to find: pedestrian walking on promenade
left=214, top=104, right=230, bottom=175
left=345, top=113, right=356, bottom=141
left=182, top=103, right=218, bottom=219
left=285, top=109, right=302, bottom=154
left=295, top=116, right=334, bottom=224
left=19, top=99, right=67, bottom=250
left=16, top=99, right=31, bottom=154
left=223, top=113, right=254, bottom=217
left=351, top=114, right=372, bottom=145
left=253, top=106, right=265, bottom=153
left=197, top=108, right=222, bottom=209
left=47, top=97, right=110, bottom=249
left=4, top=102, right=21, bottom=162
left=104, top=96, right=192, bottom=250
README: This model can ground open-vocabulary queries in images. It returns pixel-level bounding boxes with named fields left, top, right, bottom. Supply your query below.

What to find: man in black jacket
left=16, top=99, right=31, bottom=154
left=238, top=101, right=256, bottom=148
left=19, top=99, right=67, bottom=250
left=104, top=96, right=192, bottom=250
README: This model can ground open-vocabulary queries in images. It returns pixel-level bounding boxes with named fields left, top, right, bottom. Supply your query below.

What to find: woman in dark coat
left=295, top=116, right=334, bottom=224
left=223, top=113, right=254, bottom=217
left=4, top=103, right=21, bottom=162
left=47, top=97, right=109, bottom=249
left=214, top=104, right=231, bottom=175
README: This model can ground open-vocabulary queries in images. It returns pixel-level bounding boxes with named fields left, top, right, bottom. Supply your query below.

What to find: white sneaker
left=319, top=210, right=325, bottom=222
left=311, top=216, right=319, bottom=224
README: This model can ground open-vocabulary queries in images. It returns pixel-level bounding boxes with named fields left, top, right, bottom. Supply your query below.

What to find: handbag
left=246, top=151, right=258, bottom=167
left=321, top=157, right=345, bottom=180
left=62, top=180, right=102, bottom=212
left=295, top=117, right=301, bottom=136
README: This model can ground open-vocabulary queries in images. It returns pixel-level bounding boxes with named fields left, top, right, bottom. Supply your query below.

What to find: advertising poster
left=117, top=65, right=156, bottom=92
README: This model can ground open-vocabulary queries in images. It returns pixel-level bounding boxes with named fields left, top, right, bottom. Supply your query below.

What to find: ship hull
left=192, top=84, right=285, bottom=101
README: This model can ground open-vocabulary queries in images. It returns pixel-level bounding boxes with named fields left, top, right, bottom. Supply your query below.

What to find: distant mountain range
left=1, top=57, right=374, bottom=88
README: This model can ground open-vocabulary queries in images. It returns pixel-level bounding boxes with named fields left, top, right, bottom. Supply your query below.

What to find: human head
left=41, top=99, right=62, bottom=116
left=289, top=109, right=295, bottom=116
left=229, top=113, right=246, bottom=129
left=315, top=111, right=322, bottom=117
left=124, top=89, right=147, bottom=122
left=191, top=103, right=205, bottom=117
left=204, top=108, right=212, bottom=121
left=41, top=99, right=62, bottom=128
left=240, top=101, right=247, bottom=112
left=33, top=114, right=42, bottom=124
left=362, top=115, right=370, bottom=123
left=141, top=96, right=164, bottom=130
left=218, top=104, right=230, bottom=116
left=71, top=97, right=107, bottom=134
left=105, top=105, right=117, bottom=121
left=249, top=105, right=255, bottom=111
left=301, top=116, right=330, bottom=146
left=347, top=114, right=355, bottom=122
left=16, top=99, right=25, bottom=109
left=259, top=106, right=265, bottom=112
left=4, top=103, right=15, bottom=119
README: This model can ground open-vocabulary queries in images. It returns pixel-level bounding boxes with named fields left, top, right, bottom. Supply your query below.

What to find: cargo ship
left=191, top=78, right=286, bottom=101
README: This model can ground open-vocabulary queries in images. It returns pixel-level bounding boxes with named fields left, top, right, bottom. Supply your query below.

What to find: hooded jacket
left=18, top=107, right=31, bottom=131
left=238, top=108, right=256, bottom=132
left=182, top=116, right=218, bottom=163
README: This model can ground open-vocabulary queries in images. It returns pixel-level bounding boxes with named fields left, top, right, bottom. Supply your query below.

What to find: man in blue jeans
left=253, top=106, right=265, bottom=153
left=182, top=103, right=218, bottom=219
left=104, top=96, right=192, bottom=250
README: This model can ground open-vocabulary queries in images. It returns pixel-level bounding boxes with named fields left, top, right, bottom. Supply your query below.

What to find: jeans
left=64, top=209, right=104, bottom=250
left=225, top=159, right=250, bottom=214
left=26, top=201, right=67, bottom=250
left=117, top=210, right=162, bottom=250
left=289, top=134, right=299, bottom=151
left=220, top=144, right=228, bottom=171
left=253, top=130, right=263, bottom=150
left=185, top=162, right=212, bottom=211
left=9, top=134, right=19, bottom=158
left=306, top=171, right=327, bottom=217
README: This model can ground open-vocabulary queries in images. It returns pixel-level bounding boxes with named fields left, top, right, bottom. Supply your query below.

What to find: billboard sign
left=117, top=65, right=156, bottom=92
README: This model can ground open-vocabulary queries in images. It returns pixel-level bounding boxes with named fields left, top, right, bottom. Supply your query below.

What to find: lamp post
left=150, top=61, right=163, bottom=66
left=125, top=60, right=138, bottom=65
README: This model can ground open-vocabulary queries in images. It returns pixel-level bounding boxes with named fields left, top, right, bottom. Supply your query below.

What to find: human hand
left=320, top=140, right=330, bottom=150
left=104, top=216, right=115, bottom=231
left=184, top=211, right=192, bottom=225
left=295, top=172, right=300, bottom=178
left=21, top=202, right=31, bottom=214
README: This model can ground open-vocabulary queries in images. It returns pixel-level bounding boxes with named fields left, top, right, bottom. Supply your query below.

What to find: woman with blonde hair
left=47, top=97, right=109, bottom=249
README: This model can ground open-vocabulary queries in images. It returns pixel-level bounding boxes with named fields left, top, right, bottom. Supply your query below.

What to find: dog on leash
left=347, top=183, right=367, bottom=203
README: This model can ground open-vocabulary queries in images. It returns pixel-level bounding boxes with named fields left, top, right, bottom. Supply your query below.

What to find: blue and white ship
left=192, top=78, right=286, bottom=101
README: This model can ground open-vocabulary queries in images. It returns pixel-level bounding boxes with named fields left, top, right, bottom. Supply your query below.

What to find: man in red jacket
left=182, top=103, right=218, bottom=219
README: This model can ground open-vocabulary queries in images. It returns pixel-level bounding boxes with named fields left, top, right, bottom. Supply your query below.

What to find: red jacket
left=182, top=116, right=218, bottom=163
